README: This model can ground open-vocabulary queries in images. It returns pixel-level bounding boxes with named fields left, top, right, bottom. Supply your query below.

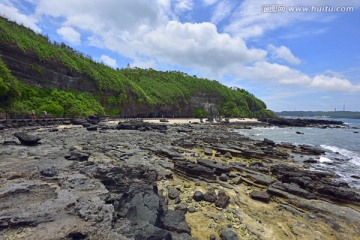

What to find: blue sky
left=1, top=0, right=359, bottom=111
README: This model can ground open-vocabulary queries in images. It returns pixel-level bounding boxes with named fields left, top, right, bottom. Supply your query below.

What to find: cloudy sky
left=1, top=0, right=359, bottom=111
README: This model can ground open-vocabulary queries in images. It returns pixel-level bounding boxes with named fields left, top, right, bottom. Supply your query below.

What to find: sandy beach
left=110, top=118, right=259, bottom=125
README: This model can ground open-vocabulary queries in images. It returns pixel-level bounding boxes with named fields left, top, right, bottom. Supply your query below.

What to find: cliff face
left=0, top=42, right=97, bottom=93
left=0, top=42, right=221, bottom=117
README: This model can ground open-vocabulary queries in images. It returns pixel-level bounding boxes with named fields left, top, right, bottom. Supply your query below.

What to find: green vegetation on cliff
left=0, top=17, right=275, bottom=118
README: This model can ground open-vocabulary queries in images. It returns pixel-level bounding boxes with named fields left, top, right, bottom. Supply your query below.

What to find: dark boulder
left=220, top=229, right=239, bottom=240
left=14, top=132, right=41, bottom=146
left=215, top=190, right=230, bottom=208
left=193, top=191, right=204, bottom=202
left=203, top=189, right=218, bottom=203
left=250, top=191, right=270, bottom=203
left=86, top=115, right=100, bottom=125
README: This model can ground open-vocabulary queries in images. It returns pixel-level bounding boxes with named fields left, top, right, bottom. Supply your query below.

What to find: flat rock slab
left=197, top=159, right=230, bottom=174
left=250, top=191, right=271, bottom=203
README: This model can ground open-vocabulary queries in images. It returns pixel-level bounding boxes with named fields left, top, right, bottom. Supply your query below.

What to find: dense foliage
left=0, top=17, right=275, bottom=118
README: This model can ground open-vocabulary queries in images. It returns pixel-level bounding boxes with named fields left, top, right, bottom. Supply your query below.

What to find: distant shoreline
left=276, top=111, right=360, bottom=119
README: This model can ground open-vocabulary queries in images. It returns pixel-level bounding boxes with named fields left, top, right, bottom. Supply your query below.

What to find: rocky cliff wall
left=0, top=42, right=97, bottom=93
left=0, top=42, right=222, bottom=117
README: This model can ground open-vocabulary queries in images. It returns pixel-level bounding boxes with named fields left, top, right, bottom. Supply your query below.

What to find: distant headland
left=276, top=111, right=360, bottom=119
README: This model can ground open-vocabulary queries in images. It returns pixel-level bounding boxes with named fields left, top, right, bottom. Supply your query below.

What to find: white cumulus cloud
left=142, top=21, right=267, bottom=71
left=0, top=3, right=41, bottom=33
left=57, top=26, right=81, bottom=45
left=100, top=55, right=117, bottom=68
left=268, top=44, right=301, bottom=65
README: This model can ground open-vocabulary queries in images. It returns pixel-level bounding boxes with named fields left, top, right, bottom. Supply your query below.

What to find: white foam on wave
left=319, top=156, right=333, bottom=163
left=321, top=145, right=360, bottom=166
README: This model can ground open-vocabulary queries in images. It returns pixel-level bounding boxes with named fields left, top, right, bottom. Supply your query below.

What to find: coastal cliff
left=0, top=17, right=274, bottom=118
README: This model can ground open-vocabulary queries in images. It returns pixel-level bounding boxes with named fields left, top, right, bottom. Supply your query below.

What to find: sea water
left=236, top=118, right=360, bottom=189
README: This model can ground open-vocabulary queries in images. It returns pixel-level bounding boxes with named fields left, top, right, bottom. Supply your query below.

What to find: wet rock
left=263, top=138, right=275, bottom=146
left=215, top=190, right=230, bottom=208
left=204, top=189, right=218, bottom=203
left=224, top=152, right=232, bottom=158
left=220, top=229, right=239, bottom=240
left=197, top=159, right=230, bottom=175
left=0, top=124, right=5, bottom=130
left=163, top=210, right=191, bottom=234
left=250, top=191, right=270, bottom=203
left=317, top=186, right=360, bottom=203
left=160, top=118, right=169, bottom=123
left=219, top=173, right=228, bottom=182
left=299, top=145, right=325, bottom=155
left=193, top=191, right=204, bottom=202
left=296, top=131, right=304, bottom=135
left=14, top=132, right=41, bottom=146
left=169, top=189, right=182, bottom=201
left=48, top=128, right=59, bottom=132
left=65, top=150, right=90, bottom=161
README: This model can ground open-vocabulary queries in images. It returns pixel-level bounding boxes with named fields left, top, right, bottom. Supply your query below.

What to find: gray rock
left=163, top=210, right=191, bottom=234
left=14, top=132, right=41, bottom=146
left=40, top=168, right=58, bottom=177
left=204, top=148, right=213, bottom=156
left=168, top=188, right=180, bottom=199
left=65, top=150, right=90, bottom=161
left=188, top=206, right=196, bottom=213
left=86, top=125, right=98, bottom=131
left=197, top=159, right=230, bottom=175
left=219, top=173, right=228, bottom=182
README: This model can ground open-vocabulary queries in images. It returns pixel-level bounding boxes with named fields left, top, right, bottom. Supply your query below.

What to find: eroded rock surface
left=0, top=121, right=359, bottom=240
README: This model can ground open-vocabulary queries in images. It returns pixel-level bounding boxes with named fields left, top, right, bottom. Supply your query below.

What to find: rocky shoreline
left=0, top=120, right=359, bottom=239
